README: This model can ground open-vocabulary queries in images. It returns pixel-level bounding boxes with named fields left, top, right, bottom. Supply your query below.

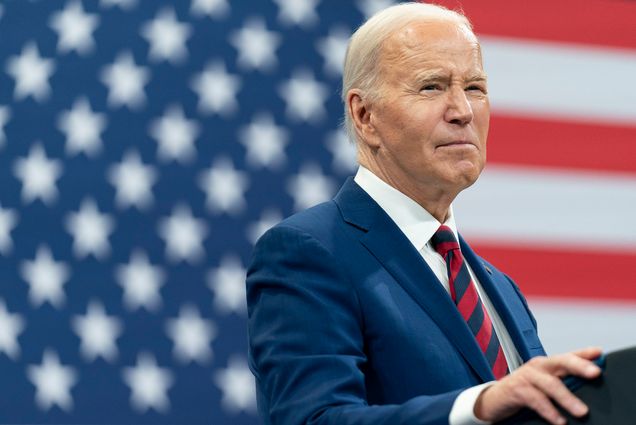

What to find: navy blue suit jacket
left=247, top=178, right=546, bottom=425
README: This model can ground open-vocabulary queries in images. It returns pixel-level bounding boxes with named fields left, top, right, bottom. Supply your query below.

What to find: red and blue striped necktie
left=431, top=225, right=509, bottom=379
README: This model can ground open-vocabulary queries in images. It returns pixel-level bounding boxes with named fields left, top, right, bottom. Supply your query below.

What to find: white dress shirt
left=354, top=166, right=522, bottom=425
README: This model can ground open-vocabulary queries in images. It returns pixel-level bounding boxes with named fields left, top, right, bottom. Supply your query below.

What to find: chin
left=456, top=159, right=483, bottom=176
left=449, top=167, right=482, bottom=191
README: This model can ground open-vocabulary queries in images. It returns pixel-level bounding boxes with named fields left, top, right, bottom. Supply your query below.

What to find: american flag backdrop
left=0, top=0, right=634, bottom=424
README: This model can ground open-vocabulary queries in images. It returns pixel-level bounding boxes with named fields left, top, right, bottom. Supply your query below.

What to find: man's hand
left=474, top=347, right=603, bottom=425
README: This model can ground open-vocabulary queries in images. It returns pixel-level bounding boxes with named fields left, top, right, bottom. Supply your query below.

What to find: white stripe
left=481, top=37, right=636, bottom=125
left=454, top=165, right=636, bottom=250
left=528, top=298, right=636, bottom=354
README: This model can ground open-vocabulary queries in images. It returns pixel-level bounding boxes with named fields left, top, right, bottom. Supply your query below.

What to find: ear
left=347, top=89, right=381, bottom=149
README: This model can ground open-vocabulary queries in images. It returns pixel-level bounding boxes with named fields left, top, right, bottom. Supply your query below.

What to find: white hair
left=341, top=2, right=473, bottom=144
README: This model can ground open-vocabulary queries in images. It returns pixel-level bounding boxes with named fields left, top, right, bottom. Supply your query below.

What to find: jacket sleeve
left=246, top=224, right=463, bottom=425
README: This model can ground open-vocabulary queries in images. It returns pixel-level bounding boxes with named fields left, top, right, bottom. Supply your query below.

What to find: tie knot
left=430, top=225, right=460, bottom=257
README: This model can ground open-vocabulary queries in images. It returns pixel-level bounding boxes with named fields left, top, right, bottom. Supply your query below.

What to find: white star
left=273, top=0, right=319, bottom=28
left=100, top=51, right=150, bottom=109
left=108, top=150, right=157, bottom=210
left=287, top=163, right=336, bottom=211
left=316, top=26, right=351, bottom=77
left=0, top=105, right=10, bottom=147
left=100, top=0, right=137, bottom=9
left=65, top=199, right=115, bottom=259
left=278, top=69, right=328, bottom=124
left=57, top=97, right=107, bottom=157
left=208, top=255, right=246, bottom=315
left=158, top=204, right=208, bottom=263
left=229, top=18, right=281, bottom=72
left=13, top=143, right=62, bottom=205
left=149, top=105, right=200, bottom=163
left=325, top=129, right=357, bottom=174
left=356, top=0, right=396, bottom=19
left=191, top=60, right=241, bottom=116
left=190, top=0, right=229, bottom=18
left=141, top=8, right=192, bottom=64
left=123, top=352, right=174, bottom=413
left=198, top=157, right=248, bottom=215
left=49, top=1, right=99, bottom=55
left=246, top=208, right=282, bottom=245
left=5, top=42, right=55, bottom=102
left=28, top=349, right=77, bottom=411
left=238, top=112, right=288, bottom=170
left=214, top=356, right=256, bottom=414
left=0, top=204, right=18, bottom=255
left=72, top=301, right=122, bottom=362
left=116, top=250, right=165, bottom=312
left=20, top=245, right=70, bottom=308
left=0, top=299, right=25, bottom=359
left=165, top=305, right=217, bottom=364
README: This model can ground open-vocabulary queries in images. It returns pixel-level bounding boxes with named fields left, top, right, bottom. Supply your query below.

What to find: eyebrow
left=466, top=73, right=488, bottom=82
left=415, top=71, right=488, bottom=82
left=415, top=70, right=447, bottom=81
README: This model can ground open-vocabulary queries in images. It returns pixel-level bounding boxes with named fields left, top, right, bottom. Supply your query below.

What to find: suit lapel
left=460, top=237, right=540, bottom=362
left=335, top=179, right=494, bottom=382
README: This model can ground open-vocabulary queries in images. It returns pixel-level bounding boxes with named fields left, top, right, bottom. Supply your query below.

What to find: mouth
left=436, top=140, right=476, bottom=149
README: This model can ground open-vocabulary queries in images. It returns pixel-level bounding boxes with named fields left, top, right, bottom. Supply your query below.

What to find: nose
left=444, top=86, right=473, bottom=125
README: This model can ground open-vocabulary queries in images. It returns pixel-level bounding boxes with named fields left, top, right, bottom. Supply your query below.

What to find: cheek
left=373, top=102, right=410, bottom=139
left=472, top=106, right=490, bottom=142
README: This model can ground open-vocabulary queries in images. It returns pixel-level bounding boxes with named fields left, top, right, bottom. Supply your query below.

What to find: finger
left=521, top=385, right=567, bottom=425
left=540, top=353, right=602, bottom=378
left=531, top=371, right=588, bottom=418
left=571, top=346, right=603, bottom=360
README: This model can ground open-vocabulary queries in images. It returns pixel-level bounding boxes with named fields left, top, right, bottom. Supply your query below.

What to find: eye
left=466, top=85, right=487, bottom=94
left=421, top=84, right=442, bottom=92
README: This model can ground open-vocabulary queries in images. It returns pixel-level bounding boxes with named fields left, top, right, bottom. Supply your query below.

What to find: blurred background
left=0, top=0, right=634, bottom=423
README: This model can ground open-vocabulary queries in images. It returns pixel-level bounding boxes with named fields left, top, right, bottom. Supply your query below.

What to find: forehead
left=380, top=20, right=483, bottom=74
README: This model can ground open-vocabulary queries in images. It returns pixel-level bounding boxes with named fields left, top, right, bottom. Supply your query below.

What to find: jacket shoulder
left=264, top=200, right=343, bottom=241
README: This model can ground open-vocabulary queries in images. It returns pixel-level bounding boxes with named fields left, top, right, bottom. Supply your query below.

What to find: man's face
left=363, top=20, right=490, bottom=199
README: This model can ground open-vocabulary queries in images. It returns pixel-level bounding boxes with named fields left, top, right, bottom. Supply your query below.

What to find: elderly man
left=247, top=3, right=601, bottom=425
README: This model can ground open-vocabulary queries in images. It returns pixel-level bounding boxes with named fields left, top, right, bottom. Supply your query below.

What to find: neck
left=358, top=159, right=456, bottom=223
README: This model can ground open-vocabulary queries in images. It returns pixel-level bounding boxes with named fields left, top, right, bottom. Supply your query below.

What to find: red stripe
left=472, top=242, right=636, bottom=301
left=456, top=282, right=478, bottom=320
left=432, top=0, right=636, bottom=49
left=473, top=306, right=493, bottom=352
left=492, top=347, right=508, bottom=380
left=449, top=254, right=463, bottom=293
left=488, top=114, right=636, bottom=174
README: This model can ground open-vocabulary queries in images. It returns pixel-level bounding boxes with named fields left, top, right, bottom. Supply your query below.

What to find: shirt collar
left=354, top=166, right=459, bottom=251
